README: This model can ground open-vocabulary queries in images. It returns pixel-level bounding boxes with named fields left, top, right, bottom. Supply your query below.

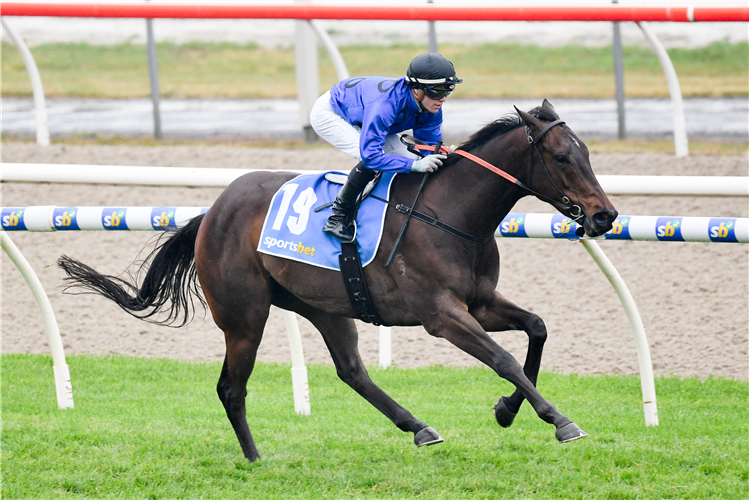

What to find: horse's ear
left=542, top=99, right=560, bottom=119
left=514, top=105, right=542, bottom=130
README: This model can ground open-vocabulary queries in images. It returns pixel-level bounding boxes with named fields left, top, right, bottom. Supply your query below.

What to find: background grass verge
left=2, top=354, right=747, bottom=499
left=2, top=41, right=747, bottom=99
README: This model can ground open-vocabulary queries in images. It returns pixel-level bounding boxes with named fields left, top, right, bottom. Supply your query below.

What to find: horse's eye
left=554, top=155, right=568, bottom=164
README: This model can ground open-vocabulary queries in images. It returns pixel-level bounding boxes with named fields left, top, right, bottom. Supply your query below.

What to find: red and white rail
left=1, top=2, right=747, bottom=22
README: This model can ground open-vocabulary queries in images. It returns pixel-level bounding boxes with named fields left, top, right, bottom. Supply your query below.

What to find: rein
left=370, top=193, right=494, bottom=245
left=375, top=120, right=583, bottom=267
left=383, top=140, right=494, bottom=269
left=413, top=119, right=582, bottom=220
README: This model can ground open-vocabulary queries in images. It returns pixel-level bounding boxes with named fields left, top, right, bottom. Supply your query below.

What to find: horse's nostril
left=593, top=210, right=616, bottom=227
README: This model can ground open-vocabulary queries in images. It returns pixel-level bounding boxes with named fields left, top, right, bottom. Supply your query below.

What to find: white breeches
left=309, top=91, right=418, bottom=163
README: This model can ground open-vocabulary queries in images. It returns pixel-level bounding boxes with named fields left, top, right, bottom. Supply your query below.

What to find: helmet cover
left=405, top=52, right=463, bottom=89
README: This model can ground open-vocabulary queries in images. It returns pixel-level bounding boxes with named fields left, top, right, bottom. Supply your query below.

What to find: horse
left=58, top=100, right=617, bottom=463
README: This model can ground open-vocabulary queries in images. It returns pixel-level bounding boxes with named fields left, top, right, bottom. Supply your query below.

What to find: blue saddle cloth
left=257, top=171, right=397, bottom=271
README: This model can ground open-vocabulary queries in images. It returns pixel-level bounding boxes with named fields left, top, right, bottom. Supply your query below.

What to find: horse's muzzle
left=583, top=208, right=618, bottom=237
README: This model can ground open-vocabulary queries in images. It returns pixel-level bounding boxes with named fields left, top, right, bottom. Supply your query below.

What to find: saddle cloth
left=257, top=171, right=398, bottom=271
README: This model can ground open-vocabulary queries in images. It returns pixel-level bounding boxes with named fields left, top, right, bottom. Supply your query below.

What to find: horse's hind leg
left=280, top=298, right=441, bottom=447
left=216, top=319, right=267, bottom=463
left=471, top=291, right=548, bottom=428
left=198, top=249, right=271, bottom=462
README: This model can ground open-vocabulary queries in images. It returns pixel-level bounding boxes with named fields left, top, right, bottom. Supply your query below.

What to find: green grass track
left=2, top=354, right=747, bottom=499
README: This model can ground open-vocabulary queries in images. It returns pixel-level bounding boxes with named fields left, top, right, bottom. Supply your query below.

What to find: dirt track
left=2, top=143, right=747, bottom=379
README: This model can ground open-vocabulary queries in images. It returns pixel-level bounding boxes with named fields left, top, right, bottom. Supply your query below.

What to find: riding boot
left=323, top=163, right=376, bottom=242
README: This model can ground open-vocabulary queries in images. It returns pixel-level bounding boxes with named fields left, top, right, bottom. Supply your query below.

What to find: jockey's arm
left=359, top=102, right=414, bottom=174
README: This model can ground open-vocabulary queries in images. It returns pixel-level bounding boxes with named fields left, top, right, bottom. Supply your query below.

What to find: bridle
left=523, top=119, right=584, bottom=221
left=411, top=118, right=584, bottom=221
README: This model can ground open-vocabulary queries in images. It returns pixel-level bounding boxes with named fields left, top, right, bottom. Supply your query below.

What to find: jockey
left=310, top=52, right=462, bottom=242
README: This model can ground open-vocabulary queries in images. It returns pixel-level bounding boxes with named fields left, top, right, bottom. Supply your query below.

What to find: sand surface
left=2, top=143, right=747, bottom=380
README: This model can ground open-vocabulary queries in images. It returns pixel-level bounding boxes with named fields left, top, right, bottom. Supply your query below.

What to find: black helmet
left=405, top=53, right=463, bottom=90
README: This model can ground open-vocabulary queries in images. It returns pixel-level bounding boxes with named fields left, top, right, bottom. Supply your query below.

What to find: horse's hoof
left=555, top=422, right=588, bottom=443
left=493, top=397, right=517, bottom=428
left=414, top=426, right=444, bottom=447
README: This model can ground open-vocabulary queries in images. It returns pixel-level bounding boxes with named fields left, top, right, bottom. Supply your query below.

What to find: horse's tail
left=57, top=213, right=207, bottom=327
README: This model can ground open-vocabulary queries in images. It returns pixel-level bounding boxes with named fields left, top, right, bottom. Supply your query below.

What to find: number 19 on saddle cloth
left=257, top=171, right=398, bottom=271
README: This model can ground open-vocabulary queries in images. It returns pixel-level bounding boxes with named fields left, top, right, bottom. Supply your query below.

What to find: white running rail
left=3, top=164, right=747, bottom=197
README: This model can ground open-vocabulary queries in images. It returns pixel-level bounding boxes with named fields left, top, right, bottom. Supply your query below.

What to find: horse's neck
left=429, top=130, right=530, bottom=238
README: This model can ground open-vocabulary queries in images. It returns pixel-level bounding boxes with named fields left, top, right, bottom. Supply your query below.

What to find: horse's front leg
left=424, top=293, right=586, bottom=443
left=471, top=291, right=547, bottom=428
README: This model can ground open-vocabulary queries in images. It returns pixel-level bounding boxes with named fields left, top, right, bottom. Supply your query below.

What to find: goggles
left=424, top=86, right=454, bottom=100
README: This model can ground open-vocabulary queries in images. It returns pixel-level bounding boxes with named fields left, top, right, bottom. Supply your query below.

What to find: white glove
left=411, top=153, right=447, bottom=173
left=449, top=144, right=458, bottom=153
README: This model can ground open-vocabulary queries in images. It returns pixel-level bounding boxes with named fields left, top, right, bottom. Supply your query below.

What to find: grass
left=2, top=354, right=747, bottom=499
left=2, top=41, right=747, bottom=99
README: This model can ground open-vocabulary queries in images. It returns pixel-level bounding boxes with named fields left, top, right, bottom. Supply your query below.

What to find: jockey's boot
left=323, top=163, right=376, bottom=242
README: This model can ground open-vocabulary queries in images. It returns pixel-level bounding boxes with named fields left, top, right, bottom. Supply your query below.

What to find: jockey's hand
left=411, top=153, right=447, bottom=173
left=449, top=144, right=458, bottom=154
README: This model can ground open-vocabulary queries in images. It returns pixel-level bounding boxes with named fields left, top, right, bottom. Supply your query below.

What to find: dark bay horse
left=59, top=100, right=617, bottom=463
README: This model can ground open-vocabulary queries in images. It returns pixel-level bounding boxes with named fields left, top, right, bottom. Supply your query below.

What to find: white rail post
left=638, top=21, right=688, bottom=158
left=581, top=239, right=658, bottom=426
left=427, top=0, right=438, bottom=53
left=145, top=9, right=163, bottom=140
left=1, top=230, right=73, bottom=409
left=308, top=20, right=349, bottom=81
left=379, top=326, right=391, bottom=368
left=294, top=0, right=320, bottom=143
left=611, top=0, right=626, bottom=140
left=282, top=310, right=311, bottom=415
left=1, top=17, right=50, bottom=146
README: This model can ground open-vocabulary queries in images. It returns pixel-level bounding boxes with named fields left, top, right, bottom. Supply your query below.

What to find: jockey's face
left=412, top=88, right=449, bottom=114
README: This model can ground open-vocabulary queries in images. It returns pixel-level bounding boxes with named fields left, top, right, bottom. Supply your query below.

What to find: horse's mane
left=457, top=105, right=559, bottom=153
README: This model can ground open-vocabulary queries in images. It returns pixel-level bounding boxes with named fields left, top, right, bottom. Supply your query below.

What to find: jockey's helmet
left=405, top=53, right=463, bottom=99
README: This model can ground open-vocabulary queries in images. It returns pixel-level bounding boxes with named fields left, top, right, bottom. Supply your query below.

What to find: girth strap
left=339, top=241, right=384, bottom=326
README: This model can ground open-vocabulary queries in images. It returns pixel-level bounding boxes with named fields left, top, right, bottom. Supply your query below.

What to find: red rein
left=414, top=144, right=520, bottom=185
